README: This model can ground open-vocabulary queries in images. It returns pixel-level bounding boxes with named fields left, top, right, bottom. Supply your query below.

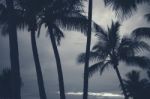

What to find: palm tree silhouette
left=123, top=70, right=150, bottom=99
left=18, top=0, right=48, bottom=99
left=78, top=21, right=150, bottom=99
left=83, top=0, right=92, bottom=99
left=39, top=0, right=88, bottom=99
left=82, top=0, right=149, bottom=99
left=0, top=69, right=22, bottom=99
left=0, top=0, right=22, bottom=99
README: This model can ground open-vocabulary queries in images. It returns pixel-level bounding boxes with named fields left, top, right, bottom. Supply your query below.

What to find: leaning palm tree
left=82, top=0, right=150, bottom=99
left=0, top=0, right=22, bottom=99
left=123, top=70, right=150, bottom=99
left=78, top=21, right=150, bottom=99
left=17, top=0, right=48, bottom=99
left=39, top=0, right=88, bottom=99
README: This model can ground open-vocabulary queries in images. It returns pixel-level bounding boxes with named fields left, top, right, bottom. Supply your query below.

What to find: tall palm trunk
left=83, top=0, right=93, bottom=99
left=48, top=25, right=66, bottom=99
left=114, top=65, right=128, bottom=99
left=31, top=29, right=47, bottom=99
left=6, top=0, right=21, bottom=99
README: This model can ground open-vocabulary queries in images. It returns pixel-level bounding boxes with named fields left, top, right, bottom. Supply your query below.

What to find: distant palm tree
left=39, top=0, right=88, bottom=99
left=123, top=70, right=150, bottom=99
left=78, top=21, right=150, bottom=99
left=0, top=69, right=22, bottom=99
left=18, top=0, right=48, bottom=99
left=82, top=0, right=149, bottom=99
left=0, top=0, right=22, bottom=99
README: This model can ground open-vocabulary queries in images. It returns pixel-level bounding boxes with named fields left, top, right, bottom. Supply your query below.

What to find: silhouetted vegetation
left=123, top=70, right=150, bottom=99
left=19, top=0, right=48, bottom=99
left=78, top=21, right=150, bottom=99
left=0, top=0, right=150, bottom=99
left=0, top=0, right=22, bottom=99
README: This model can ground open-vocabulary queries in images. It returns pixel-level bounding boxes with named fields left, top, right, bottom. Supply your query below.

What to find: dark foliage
left=123, top=70, right=150, bottom=99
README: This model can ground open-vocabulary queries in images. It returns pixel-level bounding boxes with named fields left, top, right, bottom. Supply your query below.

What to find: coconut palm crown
left=78, top=21, right=150, bottom=99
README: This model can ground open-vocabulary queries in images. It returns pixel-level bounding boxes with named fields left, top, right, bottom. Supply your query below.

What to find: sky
left=0, top=0, right=150, bottom=99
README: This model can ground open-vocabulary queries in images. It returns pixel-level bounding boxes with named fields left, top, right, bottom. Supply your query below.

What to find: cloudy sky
left=0, top=0, right=150, bottom=99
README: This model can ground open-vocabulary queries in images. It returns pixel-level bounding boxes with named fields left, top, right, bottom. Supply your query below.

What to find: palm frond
left=92, top=41, right=110, bottom=60
left=53, top=24, right=65, bottom=45
left=93, top=22, right=108, bottom=40
left=118, top=37, right=150, bottom=57
left=99, top=61, right=111, bottom=75
left=118, top=37, right=135, bottom=59
left=132, top=27, right=150, bottom=39
left=37, top=19, right=43, bottom=37
left=133, top=40, right=150, bottom=52
left=125, top=70, right=140, bottom=81
left=123, top=56, right=150, bottom=69
left=77, top=51, right=104, bottom=63
left=55, top=15, right=88, bottom=34
left=108, top=21, right=120, bottom=50
left=104, top=0, right=149, bottom=17
left=88, top=61, right=110, bottom=77
left=92, top=40, right=107, bottom=50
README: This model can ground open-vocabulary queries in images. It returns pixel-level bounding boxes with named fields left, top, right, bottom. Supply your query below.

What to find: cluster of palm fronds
left=78, top=20, right=150, bottom=99
left=0, top=0, right=150, bottom=99
left=123, top=69, right=150, bottom=99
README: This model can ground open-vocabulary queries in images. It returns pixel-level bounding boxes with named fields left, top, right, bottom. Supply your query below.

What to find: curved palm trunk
left=114, top=66, right=128, bottom=99
left=83, top=0, right=93, bottom=99
left=31, top=29, right=47, bottom=99
left=6, top=0, right=21, bottom=99
left=48, top=25, right=66, bottom=99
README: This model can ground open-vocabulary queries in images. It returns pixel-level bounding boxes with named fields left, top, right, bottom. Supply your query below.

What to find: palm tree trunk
left=48, top=25, right=66, bottom=99
left=83, top=0, right=93, bottom=99
left=9, top=24, right=21, bottom=99
left=6, top=0, right=21, bottom=99
left=114, top=66, right=128, bottom=99
left=31, top=29, right=47, bottom=99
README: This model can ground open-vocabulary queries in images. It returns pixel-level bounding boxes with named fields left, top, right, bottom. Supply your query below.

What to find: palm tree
left=39, top=0, right=88, bottom=99
left=82, top=0, right=150, bottom=99
left=18, top=0, right=48, bottom=99
left=123, top=70, right=150, bottom=99
left=0, top=0, right=22, bottom=99
left=83, top=0, right=93, bottom=99
left=78, top=21, right=150, bottom=99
